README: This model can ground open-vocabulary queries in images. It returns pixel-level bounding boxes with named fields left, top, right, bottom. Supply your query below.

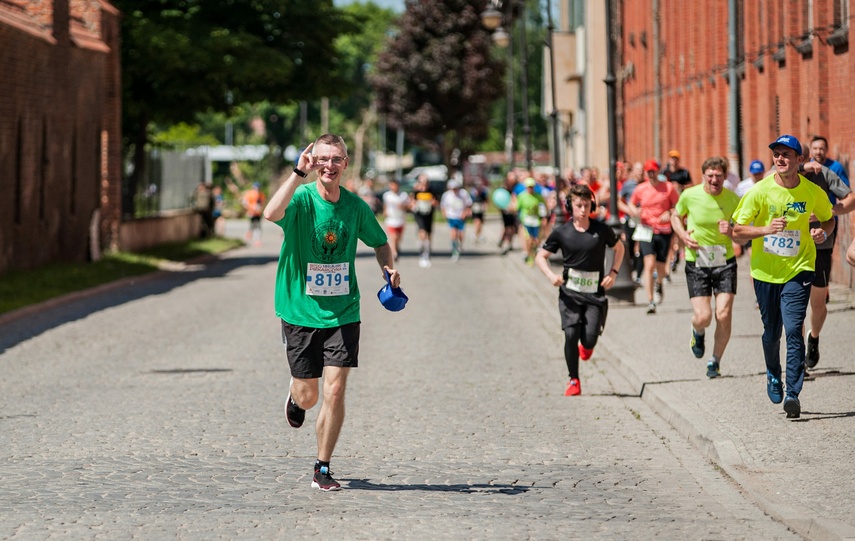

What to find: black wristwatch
left=293, top=167, right=308, bottom=178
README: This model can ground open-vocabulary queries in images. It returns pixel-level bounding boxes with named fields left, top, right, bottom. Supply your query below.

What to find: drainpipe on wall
left=727, top=0, right=741, bottom=174
left=652, top=0, right=661, bottom=160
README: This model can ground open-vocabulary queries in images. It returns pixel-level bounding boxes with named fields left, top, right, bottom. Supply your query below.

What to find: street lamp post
left=504, top=30, right=515, bottom=169
left=604, top=0, right=634, bottom=303
left=544, top=0, right=560, bottom=175
left=517, top=3, right=533, bottom=172
left=482, top=0, right=530, bottom=171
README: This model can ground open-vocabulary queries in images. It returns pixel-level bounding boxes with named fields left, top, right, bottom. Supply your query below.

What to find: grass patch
left=0, top=237, right=244, bottom=316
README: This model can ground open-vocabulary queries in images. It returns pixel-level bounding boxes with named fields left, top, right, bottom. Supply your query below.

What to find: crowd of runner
left=376, top=135, right=855, bottom=421
left=268, top=132, right=854, bottom=491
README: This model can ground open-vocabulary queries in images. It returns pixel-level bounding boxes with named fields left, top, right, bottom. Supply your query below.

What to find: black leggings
left=562, top=303, right=603, bottom=379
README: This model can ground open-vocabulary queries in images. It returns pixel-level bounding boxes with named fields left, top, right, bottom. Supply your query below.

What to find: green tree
left=369, top=0, right=505, bottom=168
left=114, top=0, right=359, bottom=210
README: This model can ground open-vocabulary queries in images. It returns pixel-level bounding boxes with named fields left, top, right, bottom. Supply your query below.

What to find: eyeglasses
left=315, top=156, right=347, bottom=166
left=704, top=173, right=725, bottom=179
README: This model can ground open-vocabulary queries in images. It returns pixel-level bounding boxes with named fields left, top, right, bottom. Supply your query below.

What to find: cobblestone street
left=0, top=219, right=801, bottom=539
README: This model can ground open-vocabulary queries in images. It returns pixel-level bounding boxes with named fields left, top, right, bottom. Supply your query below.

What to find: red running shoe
left=578, top=344, right=594, bottom=361
left=564, top=378, right=581, bottom=396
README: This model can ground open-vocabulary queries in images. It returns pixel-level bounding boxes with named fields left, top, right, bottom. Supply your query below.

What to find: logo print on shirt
left=312, top=220, right=349, bottom=262
left=786, top=202, right=807, bottom=214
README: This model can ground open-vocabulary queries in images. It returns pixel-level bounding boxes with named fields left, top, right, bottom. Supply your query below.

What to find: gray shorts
left=281, top=320, right=360, bottom=378
left=685, top=258, right=738, bottom=298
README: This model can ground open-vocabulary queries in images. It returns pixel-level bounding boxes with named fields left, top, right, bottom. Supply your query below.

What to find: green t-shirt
left=674, top=185, right=741, bottom=262
left=273, top=183, right=387, bottom=328
left=517, top=191, right=546, bottom=226
left=732, top=174, right=833, bottom=284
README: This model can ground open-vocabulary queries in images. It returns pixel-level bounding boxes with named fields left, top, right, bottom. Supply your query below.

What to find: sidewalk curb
left=513, top=250, right=855, bottom=541
left=597, top=304, right=855, bottom=541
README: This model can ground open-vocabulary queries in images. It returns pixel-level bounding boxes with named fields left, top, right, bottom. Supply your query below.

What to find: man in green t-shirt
left=264, top=133, right=401, bottom=491
left=671, top=156, right=740, bottom=379
left=516, top=177, right=547, bottom=265
left=733, top=135, right=834, bottom=420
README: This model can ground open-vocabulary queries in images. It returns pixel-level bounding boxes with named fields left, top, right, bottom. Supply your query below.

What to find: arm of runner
left=733, top=217, right=787, bottom=243
left=810, top=219, right=836, bottom=244
left=834, top=192, right=855, bottom=215
left=626, top=201, right=641, bottom=220
left=263, top=143, right=316, bottom=223
left=374, top=243, right=400, bottom=287
left=847, top=238, right=855, bottom=267
left=718, top=220, right=734, bottom=238
left=670, top=212, right=699, bottom=250
left=535, top=248, right=564, bottom=287
left=803, top=161, right=822, bottom=174
left=601, top=240, right=625, bottom=290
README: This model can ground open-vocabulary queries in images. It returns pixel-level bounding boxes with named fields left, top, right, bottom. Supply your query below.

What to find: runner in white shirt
left=440, top=180, right=473, bottom=261
left=382, top=179, right=410, bottom=261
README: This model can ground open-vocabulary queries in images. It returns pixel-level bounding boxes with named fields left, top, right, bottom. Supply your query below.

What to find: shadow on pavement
left=792, top=410, right=855, bottom=422
left=344, top=479, right=532, bottom=495
left=0, top=255, right=277, bottom=354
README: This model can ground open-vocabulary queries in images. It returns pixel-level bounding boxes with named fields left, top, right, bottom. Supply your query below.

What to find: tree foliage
left=369, top=0, right=505, bottom=166
left=113, top=0, right=360, bottom=203
left=116, top=0, right=358, bottom=135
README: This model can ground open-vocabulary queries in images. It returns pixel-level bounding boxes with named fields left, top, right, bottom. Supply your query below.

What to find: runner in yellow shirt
left=671, top=157, right=741, bottom=379
left=732, top=135, right=834, bottom=420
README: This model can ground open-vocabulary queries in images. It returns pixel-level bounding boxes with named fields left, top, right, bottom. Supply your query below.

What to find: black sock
left=315, top=460, right=330, bottom=472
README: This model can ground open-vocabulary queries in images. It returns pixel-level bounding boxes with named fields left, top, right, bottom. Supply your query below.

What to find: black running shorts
left=281, top=321, right=360, bottom=378
left=414, top=212, right=434, bottom=234
left=812, top=249, right=832, bottom=288
left=685, top=257, right=738, bottom=298
left=639, top=233, right=671, bottom=263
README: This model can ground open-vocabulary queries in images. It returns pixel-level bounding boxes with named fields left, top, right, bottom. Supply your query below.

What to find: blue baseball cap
left=749, top=160, right=765, bottom=174
left=768, top=134, right=802, bottom=153
left=377, top=270, right=408, bottom=312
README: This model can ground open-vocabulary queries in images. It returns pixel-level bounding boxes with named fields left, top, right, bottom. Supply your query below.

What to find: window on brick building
left=834, top=0, right=850, bottom=28
left=565, top=0, right=584, bottom=33
left=828, top=0, right=849, bottom=47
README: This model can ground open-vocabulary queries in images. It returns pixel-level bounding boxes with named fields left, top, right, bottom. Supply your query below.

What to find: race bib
left=763, top=230, right=800, bottom=257
left=565, top=268, right=599, bottom=294
left=695, top=245, right=726, bottom=268
left=306, top=263, right=350, bottom=296
left=632, top=225, right=654, bottom=242
left=471, top=202, right=485, bottom=214
left=415, top=200, right=433, bottom=214
left=522, top=214, right=541, bottom=227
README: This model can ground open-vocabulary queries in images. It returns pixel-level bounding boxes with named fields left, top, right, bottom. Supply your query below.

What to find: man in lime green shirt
left=671, top=156, right=741, bottom=379
left=264, top=133, right=400, bottom=491
left=516, top=177, right=547, bottom=265
left=733, top=134, right=834, bottom=420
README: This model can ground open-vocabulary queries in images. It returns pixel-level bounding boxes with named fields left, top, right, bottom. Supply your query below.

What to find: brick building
left=619, top=0, right=854, bottom=286
left=0, top=0, right=121, bottom=275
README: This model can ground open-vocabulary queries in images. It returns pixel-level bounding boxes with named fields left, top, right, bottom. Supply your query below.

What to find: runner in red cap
left=627, top=159, right=679, bottom=313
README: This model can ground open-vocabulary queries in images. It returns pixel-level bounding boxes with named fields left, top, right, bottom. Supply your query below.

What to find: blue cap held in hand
left=377, top=269, right=408, bottom=312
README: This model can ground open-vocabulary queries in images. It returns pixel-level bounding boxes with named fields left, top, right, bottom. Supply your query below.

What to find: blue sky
left=334, top=0, right=405, bottom=12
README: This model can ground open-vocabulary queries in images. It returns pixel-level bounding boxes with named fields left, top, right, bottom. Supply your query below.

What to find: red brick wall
left=0, top=0, right=121, bottom=274
left=621, top=0, right=855, bottom=288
